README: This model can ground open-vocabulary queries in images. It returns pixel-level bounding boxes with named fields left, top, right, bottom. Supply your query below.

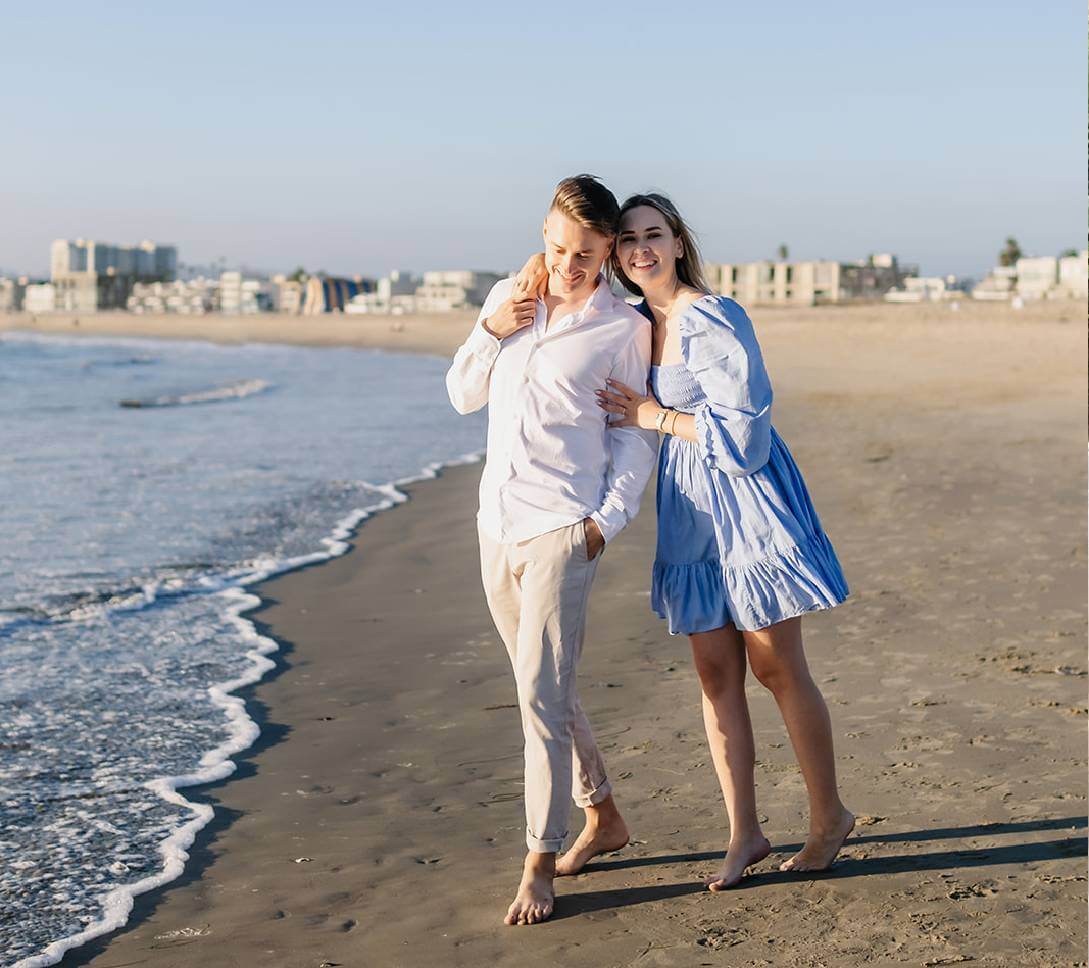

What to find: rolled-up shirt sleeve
left=590, top=320, right=659, bottom=543
left=682, top=297, right=772, bottom=477
left=445, top=280, right=509, bottom=414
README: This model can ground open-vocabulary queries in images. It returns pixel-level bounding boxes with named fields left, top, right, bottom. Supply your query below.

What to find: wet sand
left=55, top=301, right=1087, bottom=967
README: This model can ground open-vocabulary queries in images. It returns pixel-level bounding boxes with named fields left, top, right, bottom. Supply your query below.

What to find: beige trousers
left=478, top=521, right=613, bottom=852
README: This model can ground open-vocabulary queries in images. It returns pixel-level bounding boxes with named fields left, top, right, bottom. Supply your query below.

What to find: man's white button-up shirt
left=446, top=276, right=658, bottom=545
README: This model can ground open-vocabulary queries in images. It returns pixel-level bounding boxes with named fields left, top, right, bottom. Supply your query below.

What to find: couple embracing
left=446, top=175, right=853, bottom=926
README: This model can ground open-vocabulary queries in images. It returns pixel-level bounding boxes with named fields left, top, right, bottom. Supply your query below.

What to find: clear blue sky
left=2, top=1, right=1082, bottom=279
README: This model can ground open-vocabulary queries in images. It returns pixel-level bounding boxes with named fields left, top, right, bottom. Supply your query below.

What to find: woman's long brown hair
left=611, top=192, right=711, bottom=298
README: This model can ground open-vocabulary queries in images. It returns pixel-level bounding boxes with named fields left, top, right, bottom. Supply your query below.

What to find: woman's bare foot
left=705, top=833, right=772, bottom=891
left=555, top=815, right=629, bottom=876
left=779, top=808, right=855, bottom=872
left=504, top=852, right=555, bottom=926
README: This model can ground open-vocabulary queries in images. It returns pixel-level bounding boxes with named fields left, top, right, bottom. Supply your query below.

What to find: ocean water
left=0, top=331, right=486, bottom=966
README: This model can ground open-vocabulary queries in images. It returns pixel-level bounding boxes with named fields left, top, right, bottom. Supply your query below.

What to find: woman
left=514, top=194, right=853, bottom=889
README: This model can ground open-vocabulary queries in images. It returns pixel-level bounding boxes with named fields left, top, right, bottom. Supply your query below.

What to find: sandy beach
left=36, top=300, right=1088, bottom=967
left=1, top=297, right=1081, bottom=358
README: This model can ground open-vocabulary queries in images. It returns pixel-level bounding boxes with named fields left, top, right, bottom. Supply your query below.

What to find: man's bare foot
left=705, top=833, right=772, bottom=891
left=779, top=808, right=855, bottom=872
left=503, top=852, right=555, bottom=926
left=555, top=815, right=629, bottom=876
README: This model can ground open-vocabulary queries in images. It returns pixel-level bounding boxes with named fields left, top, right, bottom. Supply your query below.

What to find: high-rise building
left=49, top=239, right=178, bottom=312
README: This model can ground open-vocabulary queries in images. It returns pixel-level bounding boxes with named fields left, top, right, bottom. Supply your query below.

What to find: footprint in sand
left=946, top=880, right=999, bottom=899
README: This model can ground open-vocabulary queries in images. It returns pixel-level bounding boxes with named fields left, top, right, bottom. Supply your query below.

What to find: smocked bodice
left=649, top=363, right=704, bottom=412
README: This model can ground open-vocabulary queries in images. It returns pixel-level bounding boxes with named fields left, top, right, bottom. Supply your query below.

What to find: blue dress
left=646, top=294, right=848, bottom=633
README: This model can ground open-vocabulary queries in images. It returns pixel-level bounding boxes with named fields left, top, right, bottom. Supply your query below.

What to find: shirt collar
left=538, top=274, right=614, bottom=336
left=586, top=274, right=616, bottom=314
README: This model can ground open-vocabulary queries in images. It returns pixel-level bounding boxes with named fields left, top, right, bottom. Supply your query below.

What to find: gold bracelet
left=666, top=409, right=680, bottom=435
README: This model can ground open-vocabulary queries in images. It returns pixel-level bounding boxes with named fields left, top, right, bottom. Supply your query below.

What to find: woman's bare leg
left=690, top=625, right=771, bottom=889
left=743, top=617, right=854, bottom=871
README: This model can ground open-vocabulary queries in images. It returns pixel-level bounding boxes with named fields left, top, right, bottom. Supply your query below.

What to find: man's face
left=542, top=209, right=612, bottom=297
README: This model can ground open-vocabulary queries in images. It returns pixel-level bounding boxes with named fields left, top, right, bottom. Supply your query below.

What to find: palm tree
left=998, top=237, right=1023, bottom=267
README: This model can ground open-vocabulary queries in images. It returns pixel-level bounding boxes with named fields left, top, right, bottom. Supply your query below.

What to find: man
left=446, top=175, right=658, bottom=926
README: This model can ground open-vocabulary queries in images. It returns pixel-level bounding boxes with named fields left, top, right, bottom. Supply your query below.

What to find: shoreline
left=17, top=448, right=484, bottom=968
left=37, top=301, right=1089, bottom=966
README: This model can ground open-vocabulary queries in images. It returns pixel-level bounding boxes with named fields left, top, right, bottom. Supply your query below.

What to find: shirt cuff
left=466, top=323, right=501, bottom=364
left=589, top=507, right=625, bottom=545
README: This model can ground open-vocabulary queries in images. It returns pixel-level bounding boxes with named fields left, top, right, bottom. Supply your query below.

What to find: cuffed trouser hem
left=573, top=776, right=613, bottom=809
left=526, top=830, right=567, bottom=853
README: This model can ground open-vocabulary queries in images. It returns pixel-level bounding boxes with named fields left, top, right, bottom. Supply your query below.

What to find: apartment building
left=709, top=255, right=904, bottom=306
left=50, top=239, right=177, bottom=312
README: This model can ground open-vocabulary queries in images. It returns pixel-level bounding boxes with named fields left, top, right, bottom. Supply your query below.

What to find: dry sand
left=44, top=300, right=1088, bottom=967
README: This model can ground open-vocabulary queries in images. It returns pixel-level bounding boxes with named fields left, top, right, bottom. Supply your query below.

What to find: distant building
left=1015, top=257, right=1058, bottom=300
left=299, top=276, right=374, bottom=315
left=346, top=270, right=418, bottom=314
left=971, top=265, right=1017, bottom=301
left=218, top=271, right=275, bottom=315
left=971, top=250, right=1088, bottom=301
left=414, top=271, right=503, bottom=312
left=345, top=291, right=392, bottom=314
left=50, top=238, right=177, bottom=312
left=840, top=255, right=911, bottom=301
left=270, top=276, right=304, bottom=314
left=127, top=277, right=218, bottom=314
left=1058, top=250, right=1089, bottom=298
left=0, top=277, right=25, bottom=312
left=884, top=276, right=957, bottom=303
left=709, top=255, right=906, bottom=306
left=25, top=283, right=56, bottom=314
left=380, top=270, right=418, bottom=303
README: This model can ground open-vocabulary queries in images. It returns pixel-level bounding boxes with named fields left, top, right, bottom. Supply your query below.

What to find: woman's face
left=616, top=205, right=682, bottom=291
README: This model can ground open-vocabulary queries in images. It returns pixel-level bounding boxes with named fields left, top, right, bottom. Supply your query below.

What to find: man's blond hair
left=549, top=174, right=620, bottom=238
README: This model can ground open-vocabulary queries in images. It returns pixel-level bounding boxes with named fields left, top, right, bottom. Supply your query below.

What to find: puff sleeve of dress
left=678, top=296, right=773, bottom=477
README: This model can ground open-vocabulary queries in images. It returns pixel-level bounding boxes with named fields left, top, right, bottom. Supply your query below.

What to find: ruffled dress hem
left=652, top=530, right=848, bottom=635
